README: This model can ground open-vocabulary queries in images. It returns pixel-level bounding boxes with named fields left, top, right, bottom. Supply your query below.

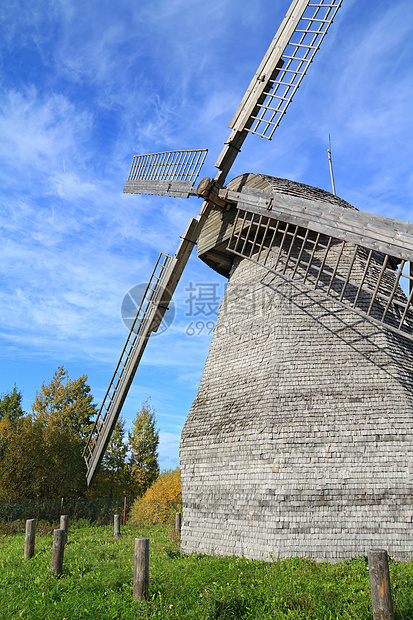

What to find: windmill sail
left=83, top=252, right=172, bottom=485
left=123, top=149, right=208, bottom=198
left=224, top=181, right=413, bottom=342
left=229, top=0, right=342, bottom=139
left=215, top=0, right=342, bottom=181
left=83, top=209, right=211, bottom=485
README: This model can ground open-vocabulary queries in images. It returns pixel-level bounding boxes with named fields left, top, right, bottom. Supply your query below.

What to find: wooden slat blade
left=123, top=179, right=199, bottom=198
left=225, top=195, right=413, bottom=343
left=219, top=185, right=413, bottom=261
left=124, top=149, right=208, bottom=197
left=83, top=201, right=213, bottom=486
left=214, top=0, right=342, bottom=182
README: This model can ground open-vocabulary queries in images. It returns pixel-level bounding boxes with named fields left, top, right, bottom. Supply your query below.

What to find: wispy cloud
left=0, top=88, right=93, bottom=181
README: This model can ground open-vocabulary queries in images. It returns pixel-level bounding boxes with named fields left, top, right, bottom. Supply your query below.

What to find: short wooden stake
left=114, top=514, right=121, bottom=539
left=24, top=519, right=36, bottom=558
left=60, top=514, right=69, bottom=543
left=175, top=512, right=182, bottom=534
left=133, top=538, right=149, bottom=600
left=368, top=549, right=395, bottom=620
left=50, top=529, right=66, bottom=576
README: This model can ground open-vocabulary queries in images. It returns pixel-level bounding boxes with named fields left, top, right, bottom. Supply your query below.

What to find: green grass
left=1, top=522, right=413, bottom=619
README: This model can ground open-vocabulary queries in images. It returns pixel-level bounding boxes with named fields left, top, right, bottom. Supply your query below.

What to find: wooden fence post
left=60, top=514, right=69, bottom=543
left=175, top=512, right=182, bottom=534
left=368, top=549, right=395, bottom=620
left=114, top=514, right=121, bottom=539
left=50, top=529, right=66, bottom=576
left=24, top=519, right=36, bottom=558
left=133, top=538, right=149, bottom=600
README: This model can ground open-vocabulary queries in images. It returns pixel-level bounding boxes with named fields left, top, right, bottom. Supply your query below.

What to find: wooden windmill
left=83, top=0, right=413, bottom=561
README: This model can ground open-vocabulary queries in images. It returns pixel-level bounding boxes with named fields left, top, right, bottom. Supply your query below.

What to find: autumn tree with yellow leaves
left=32, top=366, right=96, bottom=439
left=130, top=467, right=182, bottom=526
left=0, top=368, right=97, bottom=499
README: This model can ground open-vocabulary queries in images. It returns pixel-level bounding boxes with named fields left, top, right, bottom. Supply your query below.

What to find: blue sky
left=0, top=0, right=412, bottom=470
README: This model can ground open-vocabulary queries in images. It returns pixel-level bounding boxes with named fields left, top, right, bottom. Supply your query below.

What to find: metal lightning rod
left=327, top=134, right=336, bottom=195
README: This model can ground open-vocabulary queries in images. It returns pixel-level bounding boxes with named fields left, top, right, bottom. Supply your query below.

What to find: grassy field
left=1, top=521, right=413, bottom=619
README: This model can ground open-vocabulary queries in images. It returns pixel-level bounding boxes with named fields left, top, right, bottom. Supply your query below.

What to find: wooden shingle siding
left=181, top=177, right=413, bottom=562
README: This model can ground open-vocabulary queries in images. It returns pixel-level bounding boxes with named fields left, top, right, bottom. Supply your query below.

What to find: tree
left=128, top=401, right=160, bottom=497
left=88, top=417, right=130, bottom=498
left=0, top=386, right=25, bottom=466
left=0, top=416, right=43, bottom=499
left=130, top=467, right=181, bottom=526
left=0, top=368, right=97, bottom=499
left=0, top=386, right=25, bottom=424
left=0, top=416, right=13, bottom=462
left=32, top=366, right=97, bottom=439
left=0, top=415, right=87, bottom=499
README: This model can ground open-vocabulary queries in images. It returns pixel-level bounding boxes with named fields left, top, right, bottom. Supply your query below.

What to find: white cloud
left=0, top=88, right=92, bottom=178
left=51, top=172, right=98, bottom=200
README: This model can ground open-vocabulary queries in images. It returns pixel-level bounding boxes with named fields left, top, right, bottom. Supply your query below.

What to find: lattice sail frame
left=215, top=0, right=342, bottom=178
left=83, top=252, right=172, bottom=485
left=123, top=149, right=208, bottom=197
left=248, top=1, right=342, bottom=139
left=227, top=208, right=413, bottom=342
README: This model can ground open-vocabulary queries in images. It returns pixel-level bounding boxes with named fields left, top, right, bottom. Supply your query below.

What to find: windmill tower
left=83, top=0, right=413, bottom=561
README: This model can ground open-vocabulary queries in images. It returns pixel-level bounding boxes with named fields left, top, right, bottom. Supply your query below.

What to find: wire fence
left=0, top=498, right=130, bottom=525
